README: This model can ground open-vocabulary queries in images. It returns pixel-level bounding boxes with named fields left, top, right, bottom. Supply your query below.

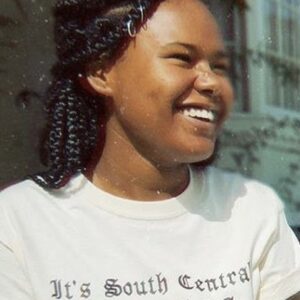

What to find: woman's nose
left=193, top=63, right=220, bottom=97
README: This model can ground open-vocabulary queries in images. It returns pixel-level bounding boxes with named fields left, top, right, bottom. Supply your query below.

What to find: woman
left=0, top=0, right=299, bottom=299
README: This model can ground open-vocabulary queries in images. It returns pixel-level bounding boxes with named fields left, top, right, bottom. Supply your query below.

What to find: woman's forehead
left=136, top=0, right=224, bottom=52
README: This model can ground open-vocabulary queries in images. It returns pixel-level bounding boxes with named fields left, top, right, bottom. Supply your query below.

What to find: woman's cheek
left=156, top=66, right=197, bottom=100
left=223, top=78, right=234, bottom=108
left=217, top=78, right=234, bottom=124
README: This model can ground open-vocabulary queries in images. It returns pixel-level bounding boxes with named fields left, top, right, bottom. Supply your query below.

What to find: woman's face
left=94, top=0, right=234, bottom=167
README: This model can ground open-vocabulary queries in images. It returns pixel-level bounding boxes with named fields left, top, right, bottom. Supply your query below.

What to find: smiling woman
left=0, top=0, right=299, bottom=299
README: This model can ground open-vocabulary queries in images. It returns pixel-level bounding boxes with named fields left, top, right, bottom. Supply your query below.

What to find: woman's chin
left=165, top=141, right=216, bottom=166
left=183, top=138, right=216, bottom=162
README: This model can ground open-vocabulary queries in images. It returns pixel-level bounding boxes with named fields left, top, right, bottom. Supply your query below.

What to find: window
left=208, top=0, right=250, bottom=112
left=262, top=0, right=300, bottom=112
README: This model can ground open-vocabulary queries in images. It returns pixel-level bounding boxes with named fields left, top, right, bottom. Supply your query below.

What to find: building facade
left=213, top=0, right=300, bottom=227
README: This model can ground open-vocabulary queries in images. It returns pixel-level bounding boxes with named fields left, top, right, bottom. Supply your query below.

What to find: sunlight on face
left=98, top=0, right=234, bottom=167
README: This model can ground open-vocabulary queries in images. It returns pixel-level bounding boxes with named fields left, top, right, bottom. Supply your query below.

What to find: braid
left=54, top=0, right=155, bottom=70
left=33, top=74, right=101, bottom=188
left=30, top=0, right=162, bottom=189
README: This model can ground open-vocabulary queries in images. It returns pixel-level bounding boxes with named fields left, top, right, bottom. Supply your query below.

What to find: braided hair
left=30, top=0, right=162, bottom=189
left=31, top=0, right=217, bottom=189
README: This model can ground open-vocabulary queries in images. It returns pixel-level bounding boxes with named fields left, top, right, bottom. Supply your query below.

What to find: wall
left=0, top=0, right=55, bottom=187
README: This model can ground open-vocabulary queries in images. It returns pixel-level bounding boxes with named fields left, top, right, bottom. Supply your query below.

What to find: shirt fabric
left=0, top=166, right=299, bottom=300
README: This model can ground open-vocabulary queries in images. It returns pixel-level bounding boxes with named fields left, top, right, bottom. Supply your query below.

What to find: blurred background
left=0, top=0, right=300, bottom=237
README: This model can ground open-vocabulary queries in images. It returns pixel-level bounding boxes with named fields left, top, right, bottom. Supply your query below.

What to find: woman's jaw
left=87, top=0, right=234, bottom=199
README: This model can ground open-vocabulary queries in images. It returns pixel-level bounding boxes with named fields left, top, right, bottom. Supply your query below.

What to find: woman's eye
left=212, top=63, right=230, bottom=75
left=169, top=53, right=193, bottom=64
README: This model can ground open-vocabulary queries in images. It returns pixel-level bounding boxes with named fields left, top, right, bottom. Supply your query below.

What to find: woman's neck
left=90, top=127, right=190, bottom=201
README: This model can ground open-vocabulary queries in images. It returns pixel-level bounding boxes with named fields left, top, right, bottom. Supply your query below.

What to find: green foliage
left=218, top=116, right=300, bottom=208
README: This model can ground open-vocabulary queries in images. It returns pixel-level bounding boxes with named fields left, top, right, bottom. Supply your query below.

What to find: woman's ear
left=83, top=62, right=114, bottom=97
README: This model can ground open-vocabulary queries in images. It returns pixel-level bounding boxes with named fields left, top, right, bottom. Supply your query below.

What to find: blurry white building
left=213, top=0, right=300, bottom=226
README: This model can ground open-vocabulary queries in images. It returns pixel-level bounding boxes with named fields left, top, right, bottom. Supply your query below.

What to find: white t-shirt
left=0, top=167, right=299, bottom=300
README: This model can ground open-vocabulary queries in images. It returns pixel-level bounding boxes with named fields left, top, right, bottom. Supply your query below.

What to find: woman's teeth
left=181, top=108, right=216, bottom=122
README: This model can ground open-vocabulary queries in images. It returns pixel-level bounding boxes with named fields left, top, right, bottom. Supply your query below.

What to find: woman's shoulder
left=197, top=166, right=284, bottom=215
left=0, top=173, right=88, bottom=212
left=0, top=179, right=48, bottom=209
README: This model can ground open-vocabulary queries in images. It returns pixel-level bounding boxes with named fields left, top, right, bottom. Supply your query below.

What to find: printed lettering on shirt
left=49, top=262, right=251, bottom=299
left=50, top=280, right=91, bottom=299
left=178, top=264, right=250, bottom=292
left=104, top=273, right=168, bottom=297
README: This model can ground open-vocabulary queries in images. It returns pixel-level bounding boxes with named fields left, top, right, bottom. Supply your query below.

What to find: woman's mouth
left=174, top=104, right=221, bottom=139
left=179, top=107, right=218, bottom=123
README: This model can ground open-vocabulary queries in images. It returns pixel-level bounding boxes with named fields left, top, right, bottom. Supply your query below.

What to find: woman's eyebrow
left=161, top=42, right=197, bottom=51
left=210, top=50, right=230, bottom=60
left=161, top=42, right=230, bottom=59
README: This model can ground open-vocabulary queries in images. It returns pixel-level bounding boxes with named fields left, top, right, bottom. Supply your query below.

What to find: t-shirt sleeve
left=0, top=202, right=33, bottom=300
left=259, top=208, right=300, bottom=300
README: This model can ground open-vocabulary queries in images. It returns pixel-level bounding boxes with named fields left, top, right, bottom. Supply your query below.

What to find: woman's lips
left=176, top=109, right=218, bottom=139
left=179, top=107, right=218, bottom=123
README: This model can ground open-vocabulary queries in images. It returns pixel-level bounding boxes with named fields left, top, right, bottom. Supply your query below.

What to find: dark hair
left=30, top=0, right=217, bottom=189
left=29, top=0, right=163, bottom=189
